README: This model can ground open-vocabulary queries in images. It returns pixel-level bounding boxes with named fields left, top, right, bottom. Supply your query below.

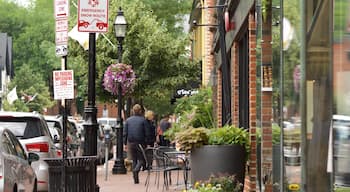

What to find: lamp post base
left=112, top=159, right=127, bottom=174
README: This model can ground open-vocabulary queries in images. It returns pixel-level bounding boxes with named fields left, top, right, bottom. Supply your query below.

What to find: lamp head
left=114, top=7, right=127, bottom=39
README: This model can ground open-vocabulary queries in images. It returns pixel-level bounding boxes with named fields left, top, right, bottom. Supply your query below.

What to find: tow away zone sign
left=53, top=70, right=74, bottom=100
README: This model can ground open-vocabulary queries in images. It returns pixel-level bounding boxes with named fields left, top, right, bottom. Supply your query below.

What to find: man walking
left=123, top=104, right=147, bottom=184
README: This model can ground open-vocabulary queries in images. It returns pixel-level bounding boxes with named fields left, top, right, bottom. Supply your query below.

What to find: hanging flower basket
left=102, top=63, right=136, bottom=96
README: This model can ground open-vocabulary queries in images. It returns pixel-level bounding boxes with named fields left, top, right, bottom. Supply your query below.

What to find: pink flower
left=103, top=63, right=136, bottom=95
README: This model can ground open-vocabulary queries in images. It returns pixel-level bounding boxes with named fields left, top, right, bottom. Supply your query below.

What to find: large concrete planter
left=190, top=145, right=246, bottom=184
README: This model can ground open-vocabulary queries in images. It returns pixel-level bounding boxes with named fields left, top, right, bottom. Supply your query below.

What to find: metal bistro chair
left=139, top=145, right=173, bottom=191
left=138, top=145, right=185, bottom=191
left=154, top=147, right=186, bottom=191
left=138, top=144, right=156, bottom=192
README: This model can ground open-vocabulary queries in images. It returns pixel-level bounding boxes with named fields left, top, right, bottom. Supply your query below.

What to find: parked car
left=97, top=117, right=117, bottom=129
left=0, top=127, right=39, bottom=192
left=0, top=111, right=58, bottom=191
left=79, top=123, right=114, bottom=165
left=97, top=117, right=117, bottom=140
left=44, top=115, right=80, bottom=157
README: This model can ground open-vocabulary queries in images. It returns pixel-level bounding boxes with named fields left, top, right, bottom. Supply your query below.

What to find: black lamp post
left=112, top=7, right=127, bottom=174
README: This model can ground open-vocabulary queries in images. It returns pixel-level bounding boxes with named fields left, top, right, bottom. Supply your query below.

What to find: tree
left=3, top=64, right=55, bottom=112
left=0, top=0, right=198, bottom=116
left=68, top=0, right=199, bottom=115
left=142, top=0, right=192, bottom=35
left=0, top=0, right=29, bottom=38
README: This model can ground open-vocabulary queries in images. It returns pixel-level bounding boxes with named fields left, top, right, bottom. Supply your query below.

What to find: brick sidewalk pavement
left=97, top=160, right=189, bottom=192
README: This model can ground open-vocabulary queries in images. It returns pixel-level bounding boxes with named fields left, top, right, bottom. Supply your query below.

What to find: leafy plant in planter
left=164, top=87, right=214, bottom=143
left=174, top=127, right=209, bottom=152
left=178, top=125, right=249, bottom=185
left=175, top=125, right=249, bottom=153
left=174, top=87, right=214, bottom=129
left=208, top=125, right=250, bottom=153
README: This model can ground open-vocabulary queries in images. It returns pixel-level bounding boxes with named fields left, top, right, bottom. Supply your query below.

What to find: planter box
left=190, top=145, right=246, bottom=184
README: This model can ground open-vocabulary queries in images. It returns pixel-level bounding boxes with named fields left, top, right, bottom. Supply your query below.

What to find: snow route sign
left=53, top=70, right=74, bottom=100
left=78, top=0, right=108, bottom=33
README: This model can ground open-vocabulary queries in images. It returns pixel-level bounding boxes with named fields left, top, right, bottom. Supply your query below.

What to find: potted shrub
left=163, top=87, right=214, bottom=147
left=175, top=125, right=249, bottom=186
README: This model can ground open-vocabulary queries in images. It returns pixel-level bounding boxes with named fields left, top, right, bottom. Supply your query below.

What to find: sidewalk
left=97, top=160, right=189, bottom=192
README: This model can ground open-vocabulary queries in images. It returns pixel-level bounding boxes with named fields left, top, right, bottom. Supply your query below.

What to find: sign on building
left=78, top=0, right=108, bottom=33
left=53, top=70, right=74, bottom=100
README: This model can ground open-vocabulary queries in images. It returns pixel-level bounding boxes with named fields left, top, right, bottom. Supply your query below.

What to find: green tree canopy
left=3, top=64, right=55, bottom=112
left=68, top=0, right=199, bottom=114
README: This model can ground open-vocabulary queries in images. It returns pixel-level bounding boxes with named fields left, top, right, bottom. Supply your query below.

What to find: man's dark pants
left=129, top=142, right=145, bottom=183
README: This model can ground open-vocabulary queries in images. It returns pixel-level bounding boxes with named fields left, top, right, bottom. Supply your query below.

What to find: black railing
left=45, top=156, right=97, bottom=192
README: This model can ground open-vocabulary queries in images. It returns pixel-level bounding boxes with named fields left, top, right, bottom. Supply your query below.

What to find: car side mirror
left=28, top=152, right=40, bottom=165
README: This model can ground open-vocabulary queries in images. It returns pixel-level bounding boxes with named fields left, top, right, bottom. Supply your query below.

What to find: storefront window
left=282, top=0, right=302, bottom=191
left=333, top=0, right=350, bottom=190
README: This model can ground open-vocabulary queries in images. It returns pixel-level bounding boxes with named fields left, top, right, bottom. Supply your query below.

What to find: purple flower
left=103, top=63, right=136, bottom=95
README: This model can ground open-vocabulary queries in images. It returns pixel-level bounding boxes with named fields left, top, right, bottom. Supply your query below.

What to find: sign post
left=54, top=1, right=69, bottom=191
left=55, top=0, right=69, bottom=57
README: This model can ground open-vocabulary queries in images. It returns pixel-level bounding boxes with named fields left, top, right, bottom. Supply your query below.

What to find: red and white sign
left=78, top=0, right=108, bottom=33
left=53, top=70, right=74, bottom=100
left=56, top=19, right=68, bottom=32
left=54, top=0, right=69, bottom=19
left=55, top=18, right=68, bottom=45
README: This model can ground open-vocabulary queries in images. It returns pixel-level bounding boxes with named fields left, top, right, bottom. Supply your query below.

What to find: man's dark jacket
left=123, top=115, right=147, bottom=145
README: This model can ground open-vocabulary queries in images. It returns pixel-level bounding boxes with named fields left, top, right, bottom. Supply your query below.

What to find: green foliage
left=335, top=187, right=350, bottom=192
left=174, top=87, right=215, bottom=128
left=175, top=125, right=250, bottom=154
left=256, top=124, right=281, bottom=145
left=12, top=0, right=57, bottom=82
left=164, top=88, right=214, bottom=144
left=0, top=0, right=29, bottom=38
left=208, top=126, right=249, bottom=148
left=3, top=64, right=55, bottom=112
left=142, top=0, right=191, bottom=35
left=272, top=123, right=281, bottom=144
left=189, top=175, right=243, bottom=192
left=175, top=127, right=209, bottom=152
left=0, top=0, right=196, bottom=115
left=334, top=0, right=348, bottom=41
left=67, top=0, right=198, bottom=113
left=162, top=124, right=184, bottom=142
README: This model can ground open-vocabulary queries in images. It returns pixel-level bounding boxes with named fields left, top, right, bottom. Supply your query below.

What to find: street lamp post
left=112, top=7, right=127, bottom=174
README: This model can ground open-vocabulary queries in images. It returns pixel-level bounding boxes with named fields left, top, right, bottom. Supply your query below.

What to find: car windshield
left=109, top=120, right=116, bottom=126
left=98, top=120, right=107, bottom=125
left=46, top=121, right=62, bottom=130
left=0, top=117, right=42, bottom=139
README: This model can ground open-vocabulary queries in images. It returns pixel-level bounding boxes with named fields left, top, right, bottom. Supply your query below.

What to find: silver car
left=44, top=115, right=80, bottom=157
left=0, top=127, right=39, bottom=192
left=0, top=111, right=58, bottom=192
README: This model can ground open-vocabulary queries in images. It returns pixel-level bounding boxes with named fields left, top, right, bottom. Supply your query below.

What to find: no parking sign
left=53, top=70, right=74, bottom=100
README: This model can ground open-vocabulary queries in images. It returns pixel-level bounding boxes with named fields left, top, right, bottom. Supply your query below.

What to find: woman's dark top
left=145, top=119, right=156, bottom=145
